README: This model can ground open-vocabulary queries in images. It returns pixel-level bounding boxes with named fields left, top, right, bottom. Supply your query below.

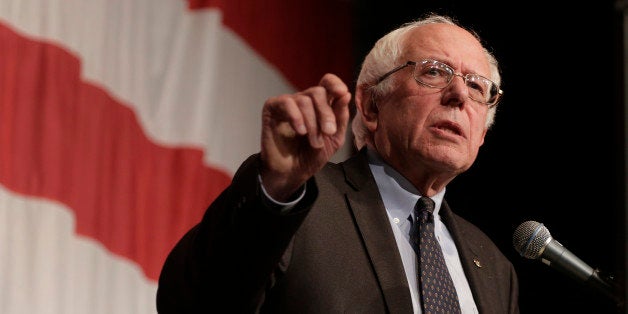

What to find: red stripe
left=0, top=22, right=232, bottom=281
left=187, top=0, right=355, bottom=90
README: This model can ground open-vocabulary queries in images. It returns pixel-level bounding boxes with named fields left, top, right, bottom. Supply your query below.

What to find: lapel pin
left=473, top=258, right=482, bottom=268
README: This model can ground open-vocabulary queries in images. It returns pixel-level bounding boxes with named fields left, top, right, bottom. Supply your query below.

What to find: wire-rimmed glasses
left=376, top=59, right=503, bottom=107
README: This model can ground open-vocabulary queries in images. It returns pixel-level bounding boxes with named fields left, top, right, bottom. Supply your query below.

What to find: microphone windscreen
left=513, top=220, right=552, bottom=259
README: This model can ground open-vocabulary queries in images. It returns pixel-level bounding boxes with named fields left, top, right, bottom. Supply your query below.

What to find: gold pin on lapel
left=473, top=258, right=482, bottom=268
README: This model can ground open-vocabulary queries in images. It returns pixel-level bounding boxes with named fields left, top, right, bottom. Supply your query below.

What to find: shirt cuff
left=258, top=174, right=306, bottom=213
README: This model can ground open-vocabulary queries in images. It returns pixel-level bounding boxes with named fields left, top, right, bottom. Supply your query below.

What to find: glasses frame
left=376, top=60, right=503, bottom=107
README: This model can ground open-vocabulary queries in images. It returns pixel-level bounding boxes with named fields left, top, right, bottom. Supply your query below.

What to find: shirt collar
left=365, top=147, right=446, bottom=221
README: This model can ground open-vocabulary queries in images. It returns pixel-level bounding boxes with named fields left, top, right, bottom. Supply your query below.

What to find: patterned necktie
left=410, top=197, right=461, bottom=314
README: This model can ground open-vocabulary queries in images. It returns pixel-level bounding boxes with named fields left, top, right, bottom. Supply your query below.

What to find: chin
left=425, top=148, right=473, bottom=172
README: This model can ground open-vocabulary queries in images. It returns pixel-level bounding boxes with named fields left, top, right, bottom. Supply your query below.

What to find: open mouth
left=433, top=121, right=464, bottom=138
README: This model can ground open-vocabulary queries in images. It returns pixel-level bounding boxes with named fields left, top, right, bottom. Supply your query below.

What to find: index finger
left=319, top=73, right=350, bottom=102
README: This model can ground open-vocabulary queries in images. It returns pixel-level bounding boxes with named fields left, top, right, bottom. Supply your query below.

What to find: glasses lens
left=465, top=74, right=498, bottom=104
left=487, top=84, right=500, bottom=105
left=415, top=60, right=453, bottom=88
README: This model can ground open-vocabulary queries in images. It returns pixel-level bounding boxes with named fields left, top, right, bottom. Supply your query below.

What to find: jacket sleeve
left=156, top=153, right=318, bottom=313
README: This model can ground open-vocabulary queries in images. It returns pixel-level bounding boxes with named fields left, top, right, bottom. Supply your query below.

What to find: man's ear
left=355, top=84, right=379, bottom=131
left=479, top=127, right=487, bottom=146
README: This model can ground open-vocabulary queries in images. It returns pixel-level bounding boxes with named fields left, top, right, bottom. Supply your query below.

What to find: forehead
left=403, top=23, right=490, bottom=74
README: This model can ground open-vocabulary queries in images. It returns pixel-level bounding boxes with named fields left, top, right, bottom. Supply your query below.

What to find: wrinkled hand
left=260, top=73, right=351, bottom=201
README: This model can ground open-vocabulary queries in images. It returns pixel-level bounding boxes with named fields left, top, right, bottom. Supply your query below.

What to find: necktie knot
left=416, top=197, right=435, bottom=212
left=415, top=197, right=435, bottom=224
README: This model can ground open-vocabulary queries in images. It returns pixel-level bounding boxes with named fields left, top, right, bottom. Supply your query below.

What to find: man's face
left=370, top=24, right=492, bottom=182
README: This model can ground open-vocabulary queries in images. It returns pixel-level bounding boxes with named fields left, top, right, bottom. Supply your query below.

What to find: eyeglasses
left=376, top=59, right=503, bottom=107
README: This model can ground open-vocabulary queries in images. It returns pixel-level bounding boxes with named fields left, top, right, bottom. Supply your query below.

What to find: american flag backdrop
left=0, top=1, right=354, bottom=313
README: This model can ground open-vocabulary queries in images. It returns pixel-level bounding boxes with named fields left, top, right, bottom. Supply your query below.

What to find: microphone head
left=513, top=220, right=552, bottom=259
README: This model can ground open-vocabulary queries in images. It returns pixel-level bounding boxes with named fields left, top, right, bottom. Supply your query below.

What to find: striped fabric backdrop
left=0, top=1, right=354, bottom=313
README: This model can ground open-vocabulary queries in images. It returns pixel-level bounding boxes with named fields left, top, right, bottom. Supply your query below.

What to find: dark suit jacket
left=157, top=149, right=519, bottom=313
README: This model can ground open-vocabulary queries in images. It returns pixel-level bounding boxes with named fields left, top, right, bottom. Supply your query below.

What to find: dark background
left=354, top=1, right=625, bottom=313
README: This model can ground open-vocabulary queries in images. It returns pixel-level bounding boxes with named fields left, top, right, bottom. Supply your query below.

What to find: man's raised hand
left=260, top=73, right=351, bottom=201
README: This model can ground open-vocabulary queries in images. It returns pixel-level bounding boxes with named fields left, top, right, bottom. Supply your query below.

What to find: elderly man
left=157, top=13, right=519, bottom=314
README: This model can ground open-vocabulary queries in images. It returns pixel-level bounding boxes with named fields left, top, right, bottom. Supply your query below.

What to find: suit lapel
left=439, top=201, right=496, bottom=313
left=341, top=151, right=414, bottom=313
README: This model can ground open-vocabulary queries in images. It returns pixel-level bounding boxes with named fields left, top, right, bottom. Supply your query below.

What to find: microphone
left=512, top=221, right=623, bottom=306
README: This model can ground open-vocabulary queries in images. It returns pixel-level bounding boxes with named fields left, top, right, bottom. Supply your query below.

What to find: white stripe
left=0, top=184, right=157, bottom=314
